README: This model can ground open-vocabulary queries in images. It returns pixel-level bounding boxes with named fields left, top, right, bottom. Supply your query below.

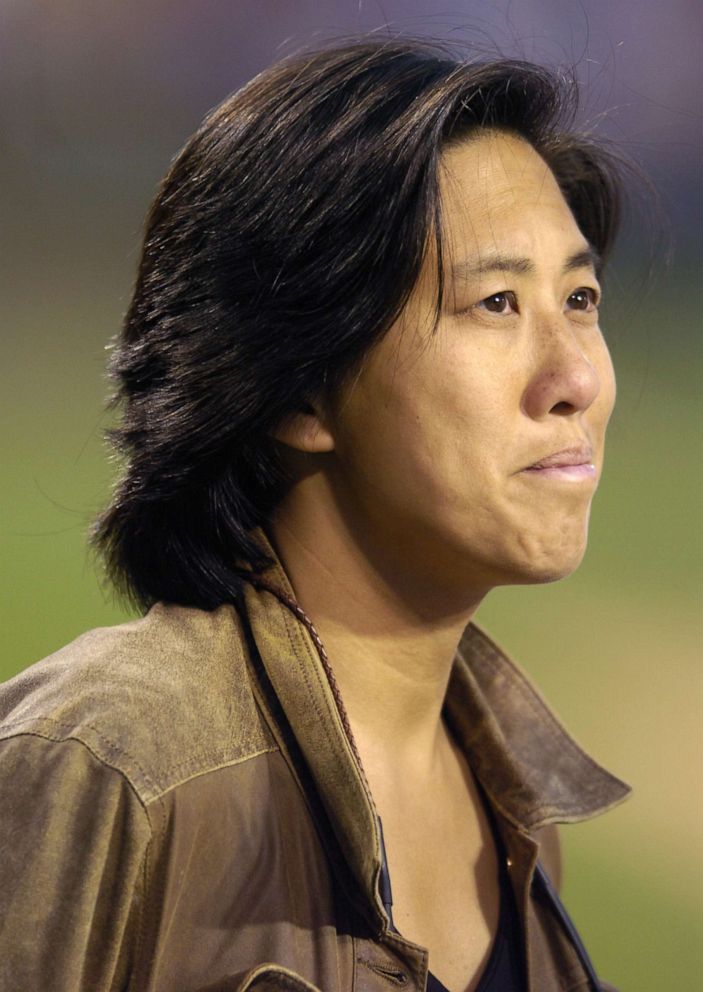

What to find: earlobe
left=271, top=407, right=336, bottom=453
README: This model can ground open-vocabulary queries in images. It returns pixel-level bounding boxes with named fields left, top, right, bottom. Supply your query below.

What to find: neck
left=266, top=500, right=487, bottom=775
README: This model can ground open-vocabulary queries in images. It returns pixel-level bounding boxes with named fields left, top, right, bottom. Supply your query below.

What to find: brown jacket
left=0, top=527, right=631, bottom=992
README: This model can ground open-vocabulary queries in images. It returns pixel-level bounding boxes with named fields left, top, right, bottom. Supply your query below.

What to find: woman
left=0, top=39, right=631, bottom=992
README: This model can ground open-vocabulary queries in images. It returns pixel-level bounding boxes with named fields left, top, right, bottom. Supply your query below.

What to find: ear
left=271, top=402, right=335, bottom=453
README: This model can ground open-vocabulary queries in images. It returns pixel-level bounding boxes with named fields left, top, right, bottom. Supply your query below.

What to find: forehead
left=437, top=130, right=584, bottom=256
left=342, top=132, right=592, bottom=389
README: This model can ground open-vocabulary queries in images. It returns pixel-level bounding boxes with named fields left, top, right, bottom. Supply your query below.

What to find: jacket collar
left=240, top=525, right=631, bottom=917
left=443, top=624, right=631, bottom=829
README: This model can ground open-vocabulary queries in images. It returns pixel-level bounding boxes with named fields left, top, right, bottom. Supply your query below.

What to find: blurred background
left=1, top=1, right=701, bottom=988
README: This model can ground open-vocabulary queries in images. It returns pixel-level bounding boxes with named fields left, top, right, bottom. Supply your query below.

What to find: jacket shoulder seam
left=146, top=745, right=280, bottom=803
left=0, top=724, right=155, bottom=822
left=0, top=715, right=280, bottom=805
left=0, top=717, right=160, bottom=802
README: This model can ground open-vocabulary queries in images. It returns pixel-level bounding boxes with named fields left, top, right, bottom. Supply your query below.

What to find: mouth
left=521, top=445, right=596, bottom=481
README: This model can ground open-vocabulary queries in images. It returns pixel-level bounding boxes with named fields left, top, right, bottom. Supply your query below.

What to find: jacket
left=0, top=525, right=631, bottom=992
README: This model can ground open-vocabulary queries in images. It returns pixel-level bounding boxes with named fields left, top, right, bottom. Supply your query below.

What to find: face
left=320, top=131, right=616, bottom=594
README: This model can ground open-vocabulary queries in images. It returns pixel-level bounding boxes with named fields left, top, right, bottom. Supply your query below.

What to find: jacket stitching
left=134, top=790, right=181, bottom=991
left=145, top=746, right=280, bottom=802
left=0, top=728, right=154, bottom=991
left=131, top=796, right=161, bottom=991
left=0, top=722, right=159, bottom=803
left=276, top=598, right=374, bottom=815
left=240, top=965, right=321, bottom=992
left=0, top=715, right=279, bottom=806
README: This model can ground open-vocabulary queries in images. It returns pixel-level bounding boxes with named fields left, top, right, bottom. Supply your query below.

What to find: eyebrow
left=450, top=246, right=601, bottom=281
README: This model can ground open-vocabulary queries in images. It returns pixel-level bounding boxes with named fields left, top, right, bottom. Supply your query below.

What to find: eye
left=477, top=291, right=518, bottom=315
left=566, top=287, right=600, bottom=312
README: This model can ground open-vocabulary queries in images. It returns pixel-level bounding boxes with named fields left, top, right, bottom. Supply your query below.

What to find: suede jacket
left=0, top=526, right=631, bottom=992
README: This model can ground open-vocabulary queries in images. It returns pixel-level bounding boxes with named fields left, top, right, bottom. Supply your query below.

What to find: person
left=0, top=38, right=632, bottom=992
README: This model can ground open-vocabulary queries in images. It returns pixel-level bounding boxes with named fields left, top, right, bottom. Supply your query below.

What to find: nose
left=521, top=318, right=602, bottom=420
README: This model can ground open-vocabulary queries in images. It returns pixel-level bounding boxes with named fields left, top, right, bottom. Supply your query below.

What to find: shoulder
left=0, top=602, right=275, bottom=803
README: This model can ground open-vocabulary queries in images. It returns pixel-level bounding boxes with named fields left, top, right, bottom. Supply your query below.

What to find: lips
left=525, top=445, right=594, bottom=470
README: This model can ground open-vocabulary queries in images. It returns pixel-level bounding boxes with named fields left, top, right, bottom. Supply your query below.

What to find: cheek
left=334, top=382, right=442, bottom=506
left=335, top=351, right=504, bottom=517
left=605, top=350, right=617, bottom=415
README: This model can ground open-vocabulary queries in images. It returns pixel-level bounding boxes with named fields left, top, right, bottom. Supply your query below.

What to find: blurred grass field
left=1, top=275, right=701, bottom=989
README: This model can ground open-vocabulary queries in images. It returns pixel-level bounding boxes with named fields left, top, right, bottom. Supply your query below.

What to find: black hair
left=91, top=37, right=626, bottom=611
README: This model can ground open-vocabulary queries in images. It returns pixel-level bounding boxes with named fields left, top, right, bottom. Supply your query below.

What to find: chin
left=522, top=563, right=583, bottom=586
left=514, top=546, right=588, bottom=586
left=489, top=532, right=589, bottom=587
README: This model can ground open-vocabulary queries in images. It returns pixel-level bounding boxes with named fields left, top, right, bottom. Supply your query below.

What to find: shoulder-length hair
left=92, top=38, right=624, bottom=611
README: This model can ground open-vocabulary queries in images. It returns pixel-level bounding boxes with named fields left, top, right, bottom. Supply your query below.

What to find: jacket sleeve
left=0, top=731, right=152, bottom=991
